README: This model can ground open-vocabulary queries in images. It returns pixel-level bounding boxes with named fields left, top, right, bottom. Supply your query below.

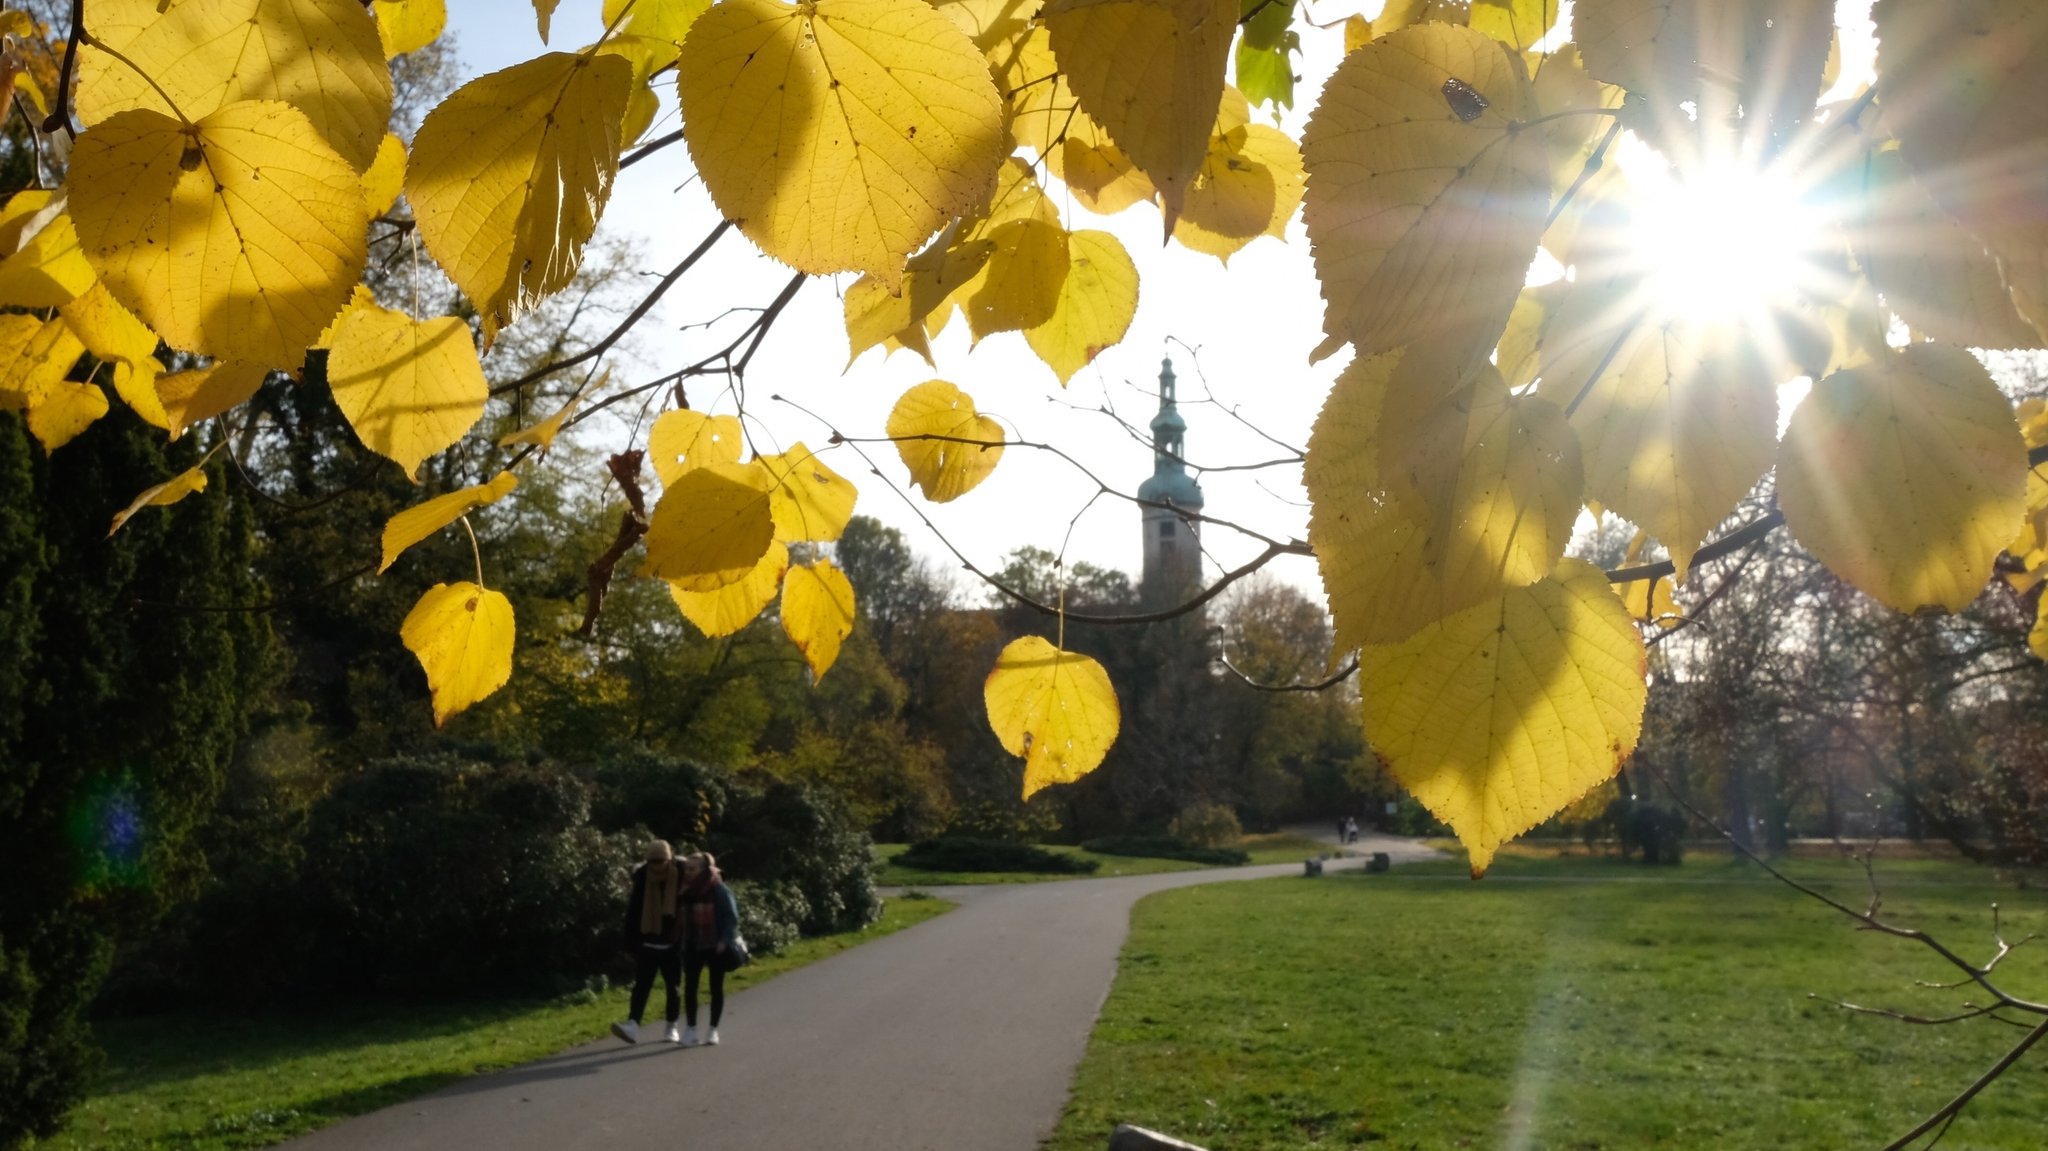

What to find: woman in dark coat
left=678, top=851, right=740, bottom=1046
left=611, top=840, right=685, bottom=1044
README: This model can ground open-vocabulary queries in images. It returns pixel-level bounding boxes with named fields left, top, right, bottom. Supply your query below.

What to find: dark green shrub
left=729, top=879, right=806, bottom=956
left=895, top=837, right=1099, bottom=874
left=1080, top=835, right=1249, bottom=866
left=1167, top=801, right=1243, bottom=847
left=1602, top=798, right=1687, bottom=865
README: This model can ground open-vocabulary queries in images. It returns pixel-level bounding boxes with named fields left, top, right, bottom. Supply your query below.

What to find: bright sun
left=1619, top=141, right=1826, bottom=324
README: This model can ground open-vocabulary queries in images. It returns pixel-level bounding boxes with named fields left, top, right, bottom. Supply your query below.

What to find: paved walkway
left=288, top=832, right=1439, bottom=1151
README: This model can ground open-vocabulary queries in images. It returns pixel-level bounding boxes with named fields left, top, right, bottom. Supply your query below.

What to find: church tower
left=1138, top=356, right=1204, bottom=603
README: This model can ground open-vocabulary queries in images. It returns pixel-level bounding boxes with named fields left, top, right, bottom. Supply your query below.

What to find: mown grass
left=1050, top=854, right=2048, bottom=1150
left=45, top=895, right=953, bottom=1151
left=873, top=833, right=1341, bottom=886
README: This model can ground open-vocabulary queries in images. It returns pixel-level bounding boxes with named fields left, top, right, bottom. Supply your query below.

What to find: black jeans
left=684, top=948, right=725, bottom=1027
left=628, top=944, right=681, bottom=1024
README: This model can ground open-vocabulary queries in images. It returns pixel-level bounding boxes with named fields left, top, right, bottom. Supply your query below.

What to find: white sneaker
left=609, top=1020, right=639, bottom=1045
left=680, top=1025, right=699, bottom=1046
left=706, top=1028, right=720, bottom=1046
left=663, top=1023, right=681, bottom=1044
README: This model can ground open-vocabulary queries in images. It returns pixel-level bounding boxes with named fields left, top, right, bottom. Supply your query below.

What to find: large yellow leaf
left=1849, top=145, right=2036, bottom=350
left=760, top=442, right=858, bottom=543
left=0, top=193, right=94, bottom=308
left=498, top=388, right=586, bottom=454
left=401, top=581, right=516, bottom=727
left=984, top=635, right=1121, bottom=800
left=0, top=314, right=84, bottom=411
left=326, top=305, right=489, bottom=481
left=27, top=380, right=110, bottom=453
left=887, top=380, right=1006, bottom=502
left=534, top=0, right=563, bottom=40
left=1301, top=23, right=1548, bottom=364
left=781, top=559, right=857, bottom=679
left=1778, top=343, right=2027, bottom=614
left=1360, top=558, right=1646, bottom=876
left=1538, top=272, right=1779, bottom=578
left=377, top=0, right=447, bottom=57
left=1042, top=0, right=1235, bottom=227
left=108, top=457, right=210, bottom=537
left=1469, top=0, right=1558, bottom=52
left=1023, top=229, right=1138, bottom=385
left=1173, top=123, right=1304, bottom=261
left=157, top=361, right=269, bottom=440
left=966, top=218, right=1069, bottom=340
left=1871, top=0, right=2048, bottom=340
left=1576, top=0, right=1833, bottom=139
left=61, top=282, right=168, bottom=430
left=68, top=102, right=369, bottom=367
left=648, top=409, right=745, bottom=485
left=380, top=471, right=520, bottom=573
left=408, top=52, right=633, bottom=343
left=604, top=0, right=713, bottom=46
left=842, top=218, right=999, bottom=365
left=361, top=133, right=408, bottom=218
left=77, top=0, right=392, bottom=172
left=678, top=0, right=1006, bottom=287
left=1306, top=352, right=1580, bottom=649
left=670, top=540, right=789, bottom=637
left=1000, top=24, right=1155, bottom=216
left=642, top=460, right=778, bottom=590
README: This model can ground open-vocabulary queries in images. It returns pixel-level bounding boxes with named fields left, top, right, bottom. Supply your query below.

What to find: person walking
left=611, top=840, right=685, bottom=1045
left=679, top=851, right=740, bottom=1047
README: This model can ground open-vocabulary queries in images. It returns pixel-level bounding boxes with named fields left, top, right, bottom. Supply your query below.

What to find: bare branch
left=1881, top=1017, right=2048, bottom=1151
left=1220, top=653, right=1359, bottom=693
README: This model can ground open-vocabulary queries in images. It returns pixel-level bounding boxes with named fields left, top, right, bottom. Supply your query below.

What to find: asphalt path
left=286, top=832, right=1438, bottom=1151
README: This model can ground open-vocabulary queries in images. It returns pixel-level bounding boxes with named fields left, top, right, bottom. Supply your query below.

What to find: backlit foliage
left=12, top=0, right=2048, bottom=869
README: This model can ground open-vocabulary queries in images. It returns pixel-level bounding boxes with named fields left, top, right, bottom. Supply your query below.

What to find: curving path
left=286, top=832, right=1437, bottom=1151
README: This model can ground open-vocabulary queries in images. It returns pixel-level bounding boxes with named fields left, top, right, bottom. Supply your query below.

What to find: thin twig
left=1220, top=654, right=1359, bottom=693
left=1880, top=1017, right=2048, bottom=1151
left=40, top=0, right=81, bottom=136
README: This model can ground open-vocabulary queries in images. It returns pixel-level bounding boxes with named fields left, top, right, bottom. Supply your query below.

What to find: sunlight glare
left=1626, top=156, right=1823, bottom=321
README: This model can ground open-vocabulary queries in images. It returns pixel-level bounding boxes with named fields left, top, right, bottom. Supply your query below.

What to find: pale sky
left=442, top=0, right=1880, bottom=600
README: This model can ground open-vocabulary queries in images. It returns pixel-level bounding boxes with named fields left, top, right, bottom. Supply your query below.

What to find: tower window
left=1158, top=520, right=1174, bottom=539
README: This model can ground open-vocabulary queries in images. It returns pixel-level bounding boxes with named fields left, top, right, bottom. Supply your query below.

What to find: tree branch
left=40, top=0, right=82, bottom=136
left=1881, top=1017, right=2048, bottom=1151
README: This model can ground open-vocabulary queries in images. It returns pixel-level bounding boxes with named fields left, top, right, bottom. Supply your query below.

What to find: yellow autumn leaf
left=60, top=281, right=167, bottom=429
left=998, top=24, right=1153, bottom=216
left=642, top=460, right=777, bottom=590
left=1023, top=230, right=1139, bottom=386
left=1360, top=559, right=1646, bottom=876
left=69, top=102, right=369, bottom=367
left=362, top=133, right=407, bottom=217
left=1620, top=574, right=1681, bottom=628
left=1343, top=15, right=1370, bottom=54
left=1306, top=352, right=1580, bottom=649
left=77, top=0, right=392, bottom=172
left=781, top=560, right=857, bottom=679
left=595, top=34, right=677, bottom=144
left=604, top=0, right=713, bottom=46
left=760, top=442, right=858, bottom=543
left=1538, top=271, right=1779, bottom=579
left=1469, top=0, right=1559, bottom=52
left=401, top=581, right=516, bottom=726
left=313, top=285, right=379, bottom=352
left=157, top=361, right=270, bottom=440
left=0, top=313, right=83, bottom=412
left=984, top=635, right=1121, bottom=800
left=669, top=540, right=789, bottom=638
left=1576, top=0, right=1833, bottom=139
left=842, top=217, right=1002, bottom=366
left=534, top=0, right=563, bottom=41
left=1873, top=0, right=2048, bottom=338
left=1173, top=123, right=1305, bottom=261
left=1042, top=0, right=1234, bottom=227
left=108, top=454, right=212, bottom=537
left=1368, top=0, right=1470, bottom=38
left=1779, top=343, right=2027, bottom=614
left=377, top=0, right=447, bottom=56
left=408, top=52, right=633, bottom=343
left=1301, top=23, right=1548, bottom=364
left=648, top=408, right=746, bottom=486
left=678, top=0, right=1006, bottom=288
left=27, top=380, right=110, bottom=452
left=0, top=192, right=94, bottom=308
left=498, top=388, right=587, bottom=453
left=326, top=304, right=488, bottom=481
left=380, top=471, right=520, bottom=573
left=967, top=218, right=1069, bottom=340
left=887, top=380, right=1006, bottom=502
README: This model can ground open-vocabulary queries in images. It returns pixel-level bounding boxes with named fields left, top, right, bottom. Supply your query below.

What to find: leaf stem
left=461, top=514, right=484, bottom=589
left=79, top=29, right=193, bottom=127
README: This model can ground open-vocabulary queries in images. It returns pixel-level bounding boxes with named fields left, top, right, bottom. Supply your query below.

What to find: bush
left=1081, top=835, right=1249, bottom=866
left=728, top=879, right=806, bottom=956
left=1167, top=801, right=1243, bottom=848
left=1602, top=798, right=1687, bottom=865
left=894, top=837, right=1099, bottom=874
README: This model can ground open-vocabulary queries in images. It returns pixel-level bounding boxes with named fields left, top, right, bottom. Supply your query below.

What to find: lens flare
left=1624, top=154, right=1825, bottom=322
left=67, top=774, right=152, bottom=890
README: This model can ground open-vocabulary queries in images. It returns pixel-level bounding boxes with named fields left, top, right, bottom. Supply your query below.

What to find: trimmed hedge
left=1080, top=835, right=1249, bottom=867
left=894, top=837, right=1099, bottom=874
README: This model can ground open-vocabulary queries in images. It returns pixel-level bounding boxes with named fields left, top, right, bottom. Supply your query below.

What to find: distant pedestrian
left=1336, top=816, right=1347, bottom=843
left=679, top=851, right=741, bottom=1047
left=1345, top=816, right=1359, bottom=844
left=612, top=840, right=685, bottom=1045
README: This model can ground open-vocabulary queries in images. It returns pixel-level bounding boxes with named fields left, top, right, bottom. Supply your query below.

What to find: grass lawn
left=873, top=833, right=1342, bottom=886
left=45, top=895, right=953, bottom=1151
left=1049, top=853, right=2048, bottom=1150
